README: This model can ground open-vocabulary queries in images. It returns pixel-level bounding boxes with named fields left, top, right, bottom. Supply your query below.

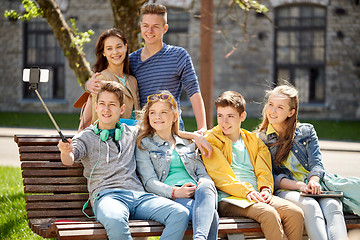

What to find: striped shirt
left=129, top=44, right=200, bottom=108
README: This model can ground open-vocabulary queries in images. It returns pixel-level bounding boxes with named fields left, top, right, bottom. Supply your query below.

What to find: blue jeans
left=277, top=190, right=347, bottom=240
left=174, top=179, right=219, bottom=240
left=93, top=189, right=189, bottom=240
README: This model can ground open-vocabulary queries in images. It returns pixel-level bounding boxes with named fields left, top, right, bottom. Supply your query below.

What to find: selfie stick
left=28, top=67, right=67, bottom=142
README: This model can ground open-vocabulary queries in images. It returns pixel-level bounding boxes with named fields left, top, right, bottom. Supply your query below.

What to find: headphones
left=93, top=120, right=123, bottom=142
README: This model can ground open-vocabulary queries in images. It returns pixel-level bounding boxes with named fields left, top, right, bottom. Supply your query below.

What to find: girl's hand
left=246, top=191, right=265, bottom=203
left=173, top=182, right=196, bottom=198
left=85, top=73, right=102, bottom=94
left=299, top=182, right=308, bottom=193
left=195, top=127, right=207, bottom=136
left=260, top=188, right=273, bottom=204
left=306, top=179, right=322, bottom=195
left=57, top=139, right=73, bottom=154
left=193, top=133, right=213, bottom=158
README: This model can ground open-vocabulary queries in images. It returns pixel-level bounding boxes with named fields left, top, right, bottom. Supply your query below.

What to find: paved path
left=1, top=127, right=359, bottom=177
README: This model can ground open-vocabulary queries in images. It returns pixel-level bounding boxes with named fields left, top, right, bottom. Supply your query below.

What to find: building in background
left=1, top=0, right=359, bottom=120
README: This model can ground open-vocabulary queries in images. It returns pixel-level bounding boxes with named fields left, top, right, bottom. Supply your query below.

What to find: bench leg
left=227, top=233, right=245, bottom=240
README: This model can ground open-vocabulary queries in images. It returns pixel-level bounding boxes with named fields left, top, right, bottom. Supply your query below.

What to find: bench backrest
left=14, top=135, right=93, bottom=228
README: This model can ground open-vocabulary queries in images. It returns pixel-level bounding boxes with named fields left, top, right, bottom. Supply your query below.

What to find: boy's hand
left=260, top=188, right=273, bottom=204
left=57, top=139, right=75, bottom=166
left=246, top=191, right=265, bottom=203
left=85, top=73, right=102, bottom=94
left=57, top=139, right=73, bottom=154
left=173, top=182, right=196, bottom=198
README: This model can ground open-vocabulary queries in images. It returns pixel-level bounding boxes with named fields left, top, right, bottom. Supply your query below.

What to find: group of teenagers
left=57, top=3, right=360, bottom=240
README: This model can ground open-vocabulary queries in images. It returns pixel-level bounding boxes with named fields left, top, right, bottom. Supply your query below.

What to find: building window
left=23, top=20, right=65, bottom=99
left=164, top=7, right=190, bottom=48
left=274, top=5, right=326, bottom=103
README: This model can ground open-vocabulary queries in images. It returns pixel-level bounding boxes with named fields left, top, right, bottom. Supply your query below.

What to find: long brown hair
left=258, top=85, right=299, bottom=165
left=92, top=28, right=130, bottom=74
left=136, top=90, right=179, bottom=149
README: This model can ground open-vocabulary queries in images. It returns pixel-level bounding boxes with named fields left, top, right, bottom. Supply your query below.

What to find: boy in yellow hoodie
left=203, top=91, right=304, bottom=240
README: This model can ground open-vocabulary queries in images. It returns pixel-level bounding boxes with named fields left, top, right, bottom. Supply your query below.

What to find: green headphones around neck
left=93, top=120, right=123, bottom=142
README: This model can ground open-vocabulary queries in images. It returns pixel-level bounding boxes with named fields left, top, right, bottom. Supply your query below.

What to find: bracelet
left=171, top=188, right=176, bottom=200
left=262, top=188, right=272, bottom=194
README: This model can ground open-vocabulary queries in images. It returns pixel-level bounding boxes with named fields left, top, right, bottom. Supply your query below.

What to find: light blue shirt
left=231, top=139, right=258, bottom=190
left=218, top=137, right=258, bottom=201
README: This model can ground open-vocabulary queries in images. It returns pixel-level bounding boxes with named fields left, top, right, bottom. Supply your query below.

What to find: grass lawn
left=1, top=111, right=360, bottom=141
left=0, top=166, right=44, bottom=240
left=0, top=165, right=160, bottom=239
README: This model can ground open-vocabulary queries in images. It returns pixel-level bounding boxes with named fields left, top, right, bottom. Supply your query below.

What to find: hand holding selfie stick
left=26, top=67, right=67, bottom=143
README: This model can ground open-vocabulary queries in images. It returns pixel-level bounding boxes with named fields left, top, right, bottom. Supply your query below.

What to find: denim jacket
left=259, top=123, right=325, bottom=190
left=136, top=133, right=212, bottom=199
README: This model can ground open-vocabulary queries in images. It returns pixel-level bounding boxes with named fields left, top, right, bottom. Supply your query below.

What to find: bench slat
left=26, top=194, right=89, bottom=202
left=58, top=228, right=107, bottom=240
left=22, top=161, right=83, bottom=168
left=24, top=177, right=87, bottom=185
left=22, top=169, right=83, bottom=177
left=24, top=185, right=87, bottom=193
left=26, top=201, right=87, bottom=210
left=20, top=145, right=60, bottom=153
left=15, top=136, right=65, bottom=146
left=28, top=209, right=93, bottom=219
left=20, top=153, right=61, bottom=161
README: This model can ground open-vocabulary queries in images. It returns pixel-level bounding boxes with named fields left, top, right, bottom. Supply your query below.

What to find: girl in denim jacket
left=135, top=90, right=219, bottom=240
left=258, top=85, right=350, bottom=240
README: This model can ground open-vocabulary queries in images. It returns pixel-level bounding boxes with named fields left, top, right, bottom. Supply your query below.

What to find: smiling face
left=140, top=14, right=168, bottom=45
left=217, top=106, right=246, bottom=142
left=103, top=36, right=127, bottom=69
left=95, top=91, right=125, bottom=129
left=265, top=93, right=295, bottom=132
left=148, top=101, right=177, bottom=134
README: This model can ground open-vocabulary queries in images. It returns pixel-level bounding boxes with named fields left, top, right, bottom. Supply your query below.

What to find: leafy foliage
left=70, top=18, right=94, bottom=55
left=235, top=0, right=268, bottom=13
left=4, top=0, right=43, bottom=20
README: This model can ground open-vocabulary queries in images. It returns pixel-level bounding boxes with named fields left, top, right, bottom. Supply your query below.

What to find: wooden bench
left=14, top=134, right=360, bottom=240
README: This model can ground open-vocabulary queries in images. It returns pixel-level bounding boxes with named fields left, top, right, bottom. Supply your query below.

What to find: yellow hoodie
left=203, top=125, right=274, bottom=199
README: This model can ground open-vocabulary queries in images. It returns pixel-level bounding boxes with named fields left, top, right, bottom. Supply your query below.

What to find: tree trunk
left=36, top=0, right=92, bottom=88
left=109, top=0, right=146, bottom=52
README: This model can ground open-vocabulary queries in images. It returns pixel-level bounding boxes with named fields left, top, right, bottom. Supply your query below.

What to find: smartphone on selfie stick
left=23, top=67, right=67, bottom=143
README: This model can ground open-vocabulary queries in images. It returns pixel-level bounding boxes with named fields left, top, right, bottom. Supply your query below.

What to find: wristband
left=171, top=188, right=176, bottom=200
left=261, top=188, right=272, bottom=194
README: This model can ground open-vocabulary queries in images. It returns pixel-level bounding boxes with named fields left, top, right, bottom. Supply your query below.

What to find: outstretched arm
left=189, top=92, right=207, bottom=134
left=57, top=139, right=75, bottom=166
left=178, top=130, right=212, bottom=158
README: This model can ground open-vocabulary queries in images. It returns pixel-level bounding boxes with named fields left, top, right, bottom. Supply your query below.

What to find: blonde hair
left=140, top=3, right=167, bottom=25
left=136, top=90, right=179, bottom=149
left=258, top=84, right=299, bottom=165
left=215, top=91, right=246, bottom=115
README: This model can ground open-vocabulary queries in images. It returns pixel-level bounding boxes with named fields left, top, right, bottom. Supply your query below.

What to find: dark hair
left=258, top=84, right=299, bottom=165
left=140, top=3, right=167, bottom=25
left=215, top=91, right=246, bottom=115
left=96, top=81, right=125, bottom=106
left=136, top=90, right=179, bottom=149
left=92, top=28, right=129, bottom=74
